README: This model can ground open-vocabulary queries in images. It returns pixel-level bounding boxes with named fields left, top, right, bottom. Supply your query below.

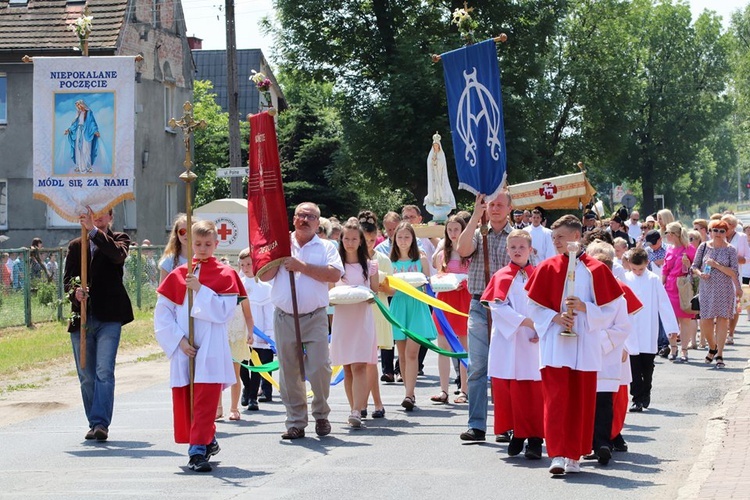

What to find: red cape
left=618, top=281, right=643, bottom=315
left=157, top=257, right=246, bottom=305
left=480, top=261, right=535, bottom=303
left=524, top=252, right=623, bottom=313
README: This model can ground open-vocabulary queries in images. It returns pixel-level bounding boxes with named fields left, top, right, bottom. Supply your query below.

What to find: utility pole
left=225, top=0, right=242, bottom=198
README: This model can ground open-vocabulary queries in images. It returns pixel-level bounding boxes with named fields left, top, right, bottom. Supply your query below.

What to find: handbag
left=677, top=275, right=698, bottom=314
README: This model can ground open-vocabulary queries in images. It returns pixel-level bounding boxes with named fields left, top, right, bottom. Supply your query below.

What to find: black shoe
left=85, top=428, right=96, bottom=440
left=258, top=394, right=272, bottom=403
left=93, top=425, right=108, bottom=441
left=642, top=396, right=650, bottom=409
left=361, top=409, right=367, bottom=419
left=658, top=346, right=670, bottom=358
left=583, top=453, right=598, bottom=460
left=495, top=431, right=512, bottom=443
left=525, top=438, right=543, bottom=460
left=248, top=400, right=259, bottom=411
left=629, top=402, right=643, bottom=413
left=206, top=441, right=221, bottom=460
left=597, top=446, right=612, bottom=465
left=460, top=428, right=486, bottom=441
left=612, top=434, right=628, bottom=452
left=241, top=389, right=250, bottom=407
left=418, top=369, right=425, bottom=376
left=507, top=437, right=525, bottom=456
left=380, top=373, right=395, bottom=383
left=188, top=454, right=212, bottom=472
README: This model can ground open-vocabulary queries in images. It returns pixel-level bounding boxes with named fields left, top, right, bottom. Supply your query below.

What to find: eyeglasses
left=711, top=228, right=726, bottom=234
left=295, top=213, right=319, bottom=221
left=177, top=228, right=187, bottom=236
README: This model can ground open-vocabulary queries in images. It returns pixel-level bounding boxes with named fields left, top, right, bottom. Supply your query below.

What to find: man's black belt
left=472, top=294, right=483, bottom=301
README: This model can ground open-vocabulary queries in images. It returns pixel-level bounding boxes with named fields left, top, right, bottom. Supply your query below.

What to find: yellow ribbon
left=386, top=276, right=469, bottom=317
left=246, top=349, right=344, bottom=397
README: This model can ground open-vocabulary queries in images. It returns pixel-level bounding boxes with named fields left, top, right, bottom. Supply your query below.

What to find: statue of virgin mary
left=424, top=132, right=456, bottom=222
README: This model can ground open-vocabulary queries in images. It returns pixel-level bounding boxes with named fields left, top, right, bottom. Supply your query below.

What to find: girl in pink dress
left=662, top=222, right=697, bottom=361
left=330, top=221, right=378, bottom=428
left=430, top=215, right=471, bottom=404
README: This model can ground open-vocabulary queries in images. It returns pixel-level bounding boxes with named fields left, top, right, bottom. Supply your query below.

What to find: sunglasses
left=711, top=228, right=726, bottom=234
left=178, top=228, right=187, bottom=236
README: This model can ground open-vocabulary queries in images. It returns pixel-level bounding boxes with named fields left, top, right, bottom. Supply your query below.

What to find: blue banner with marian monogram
left=441, top=39, right=507, bottom=201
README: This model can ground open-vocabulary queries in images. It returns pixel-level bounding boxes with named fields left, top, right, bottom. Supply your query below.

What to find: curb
left=677, top=359, right=750, bottom=499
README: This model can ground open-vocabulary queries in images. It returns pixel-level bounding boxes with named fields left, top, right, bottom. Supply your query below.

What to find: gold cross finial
left=169, top=101, right=206, bottom=179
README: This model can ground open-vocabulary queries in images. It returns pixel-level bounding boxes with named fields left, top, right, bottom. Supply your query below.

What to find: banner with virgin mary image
left=32, top=56, right=135, bottom=221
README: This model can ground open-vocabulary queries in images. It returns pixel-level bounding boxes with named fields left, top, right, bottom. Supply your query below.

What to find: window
left=165, top=183, right=177, bottom=229
left=0, top=179, right=7, bottom=230
left=123, top=198, right=137, bottom=229
left=164, top=84, right=175, bottom=131
left=152, top=0, right=162, bottom=29
left=0, top=74, right=6, bottom=124
left=47, top=206, right=78, bottom=228
left=9, top=0, right=29, bottom=5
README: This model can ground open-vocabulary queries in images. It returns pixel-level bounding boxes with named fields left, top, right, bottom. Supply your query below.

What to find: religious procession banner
left=247, top=111, right=291, bottom=275
left=508, top=172, right=596, bottom=210
left=440, top=39, right=507, bottom=201
left=32, top=56, right=135, bottom=220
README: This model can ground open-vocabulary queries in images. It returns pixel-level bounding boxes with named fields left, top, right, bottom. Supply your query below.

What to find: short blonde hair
left=507, top=229, right=532, bottom=244
left=192, top=219, right=217, bottom=239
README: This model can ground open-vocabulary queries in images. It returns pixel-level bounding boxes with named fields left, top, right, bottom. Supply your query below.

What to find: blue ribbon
left=253, top=326, right=277, bottom=354
left=425, top=283, right=468, bottom=367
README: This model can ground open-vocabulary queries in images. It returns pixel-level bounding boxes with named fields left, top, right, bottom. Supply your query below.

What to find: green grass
left=0, top=309, right=158, bottom=378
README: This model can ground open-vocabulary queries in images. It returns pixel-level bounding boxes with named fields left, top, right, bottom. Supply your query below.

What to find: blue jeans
left=70, top=315, right=121, bottom=429
left=466, top=299, right=490, bottom=432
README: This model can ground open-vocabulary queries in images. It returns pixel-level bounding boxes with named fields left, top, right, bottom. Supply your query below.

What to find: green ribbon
left=371, top=296, right=468, bottom=359
left=233, top=295, right=467, bottom=371
left=234, top=358, right=280, bottom=373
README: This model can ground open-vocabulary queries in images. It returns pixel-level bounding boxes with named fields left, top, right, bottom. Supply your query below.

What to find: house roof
left=193, top=49, right=263, bottom=119
left=0, top=0, right=127, bottom=53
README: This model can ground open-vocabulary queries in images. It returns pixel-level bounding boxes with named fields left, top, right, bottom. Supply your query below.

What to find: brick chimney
left=187, top=36, right=203, bottom=50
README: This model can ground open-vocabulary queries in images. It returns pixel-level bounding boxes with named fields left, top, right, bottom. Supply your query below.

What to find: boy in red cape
left=482, top=229, right=544, bottom=460
left=155, top=220, right=247, bottom=472
left=524, top=215, right=623, bottom=476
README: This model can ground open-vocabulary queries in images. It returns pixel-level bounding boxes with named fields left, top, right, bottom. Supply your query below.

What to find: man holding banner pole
left=260, top=202, right=344, bottom=440
left=64, top=206, right=133, bottom=442
left=456, top=192, right=512, bottom=442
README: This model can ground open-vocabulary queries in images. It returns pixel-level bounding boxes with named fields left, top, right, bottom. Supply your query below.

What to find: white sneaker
left=549, top=456, right=565, bottom=475
left=564, top=458, right=581, bottom=473
left=348, top=412, right=362, bottom=428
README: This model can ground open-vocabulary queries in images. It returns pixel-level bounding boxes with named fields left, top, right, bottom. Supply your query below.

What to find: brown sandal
left=430, top=391, right=449, bottom=403
left=228, top=409, right=241, bottom=421
left=454, top=392, right=468, bottom=404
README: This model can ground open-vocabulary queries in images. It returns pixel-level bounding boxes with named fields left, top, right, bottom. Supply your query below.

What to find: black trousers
left=389, top=345, right=429, bottom=375
left=629, top=353, right=656, bottom=405
left=240, top=347, right=274, bottom=399
left=593, top=392, right=614, bottom=451
left=381, top=348, right=395, bottom=375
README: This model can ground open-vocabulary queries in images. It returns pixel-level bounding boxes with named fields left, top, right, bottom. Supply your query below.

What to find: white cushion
left=393, top=272, right=428, bottom=287
left=430, top=273, right=468, bottom=292
left=328, top=285, right=374, bottom=305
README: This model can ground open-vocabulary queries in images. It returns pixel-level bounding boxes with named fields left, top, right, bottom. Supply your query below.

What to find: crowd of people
left=61, top=198, right=750, bottom=475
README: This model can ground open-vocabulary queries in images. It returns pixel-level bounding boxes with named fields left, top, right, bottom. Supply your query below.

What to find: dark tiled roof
left=193, top=49, right=262, bottom=119
left=0, top=0, right=127, bottom=52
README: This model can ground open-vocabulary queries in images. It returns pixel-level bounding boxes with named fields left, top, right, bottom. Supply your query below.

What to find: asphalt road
left=2, top=319, right=749, bottom=500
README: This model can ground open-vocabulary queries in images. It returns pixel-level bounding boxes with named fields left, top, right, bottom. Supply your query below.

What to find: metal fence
left=0, top=245, right=165, bottom=328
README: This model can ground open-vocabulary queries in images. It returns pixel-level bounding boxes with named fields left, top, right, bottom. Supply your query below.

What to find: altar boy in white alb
left=525, top=215, right=623, bottom=476
left=622, top=247, right=679, bottom=413
left=155, top=220, right=246, bottom=473
left=483, top=229, right=544, bottom=461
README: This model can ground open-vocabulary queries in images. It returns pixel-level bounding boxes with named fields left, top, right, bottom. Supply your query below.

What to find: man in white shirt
left=722, top=214, right=748, bottom=344
left=260, top=202, right=344, bottom=440
left=626, top=211, right=642, bottom=242
left=524, top=208, right=555, bottom=262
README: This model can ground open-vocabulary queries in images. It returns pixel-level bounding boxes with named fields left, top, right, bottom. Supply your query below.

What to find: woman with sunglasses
left=662, top=222, right=697, bottom=361
left=159, top=213, right=189, bottom=284
left=691, top=220, right=742, bottom=369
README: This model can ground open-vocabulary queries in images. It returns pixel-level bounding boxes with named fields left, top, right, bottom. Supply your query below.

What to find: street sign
left=621, top=194, right=637, bottom=209
left=216, top=167, right=249, bottom=178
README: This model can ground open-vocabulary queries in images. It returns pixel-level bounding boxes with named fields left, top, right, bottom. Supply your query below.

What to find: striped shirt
left=466, top=223, right=512, bottom=295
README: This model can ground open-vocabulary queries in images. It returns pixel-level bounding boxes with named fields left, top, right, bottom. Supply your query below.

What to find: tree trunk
left=641, top=157, right=655, bottom=216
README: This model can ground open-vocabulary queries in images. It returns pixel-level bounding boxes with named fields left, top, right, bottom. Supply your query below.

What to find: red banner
left=247, top=112, right=291, bottom=275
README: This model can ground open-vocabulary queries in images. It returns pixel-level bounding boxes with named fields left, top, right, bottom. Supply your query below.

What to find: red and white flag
left=247, top=112, right=291, bottom=274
